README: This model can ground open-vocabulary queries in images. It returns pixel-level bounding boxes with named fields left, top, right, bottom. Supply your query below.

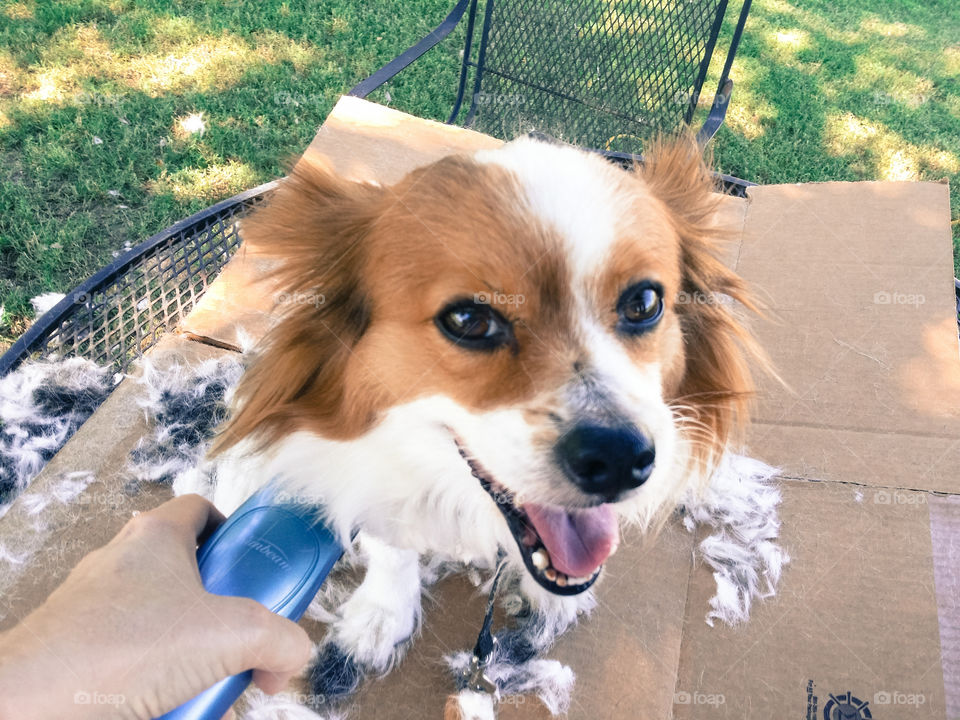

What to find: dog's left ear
left=212, top=156, right=385, bottom=454
left=638, top=138, right=768, bottom=469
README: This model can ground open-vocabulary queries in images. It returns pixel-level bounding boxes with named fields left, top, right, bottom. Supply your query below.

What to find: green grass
left=1, top=0, right=958, bottom=350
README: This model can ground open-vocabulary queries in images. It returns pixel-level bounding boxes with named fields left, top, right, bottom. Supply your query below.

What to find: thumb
left=216, top=596, right=313, bottom=693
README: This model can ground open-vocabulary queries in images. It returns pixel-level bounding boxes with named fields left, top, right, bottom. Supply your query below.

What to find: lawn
left=1, top=0, right=958, bottom=351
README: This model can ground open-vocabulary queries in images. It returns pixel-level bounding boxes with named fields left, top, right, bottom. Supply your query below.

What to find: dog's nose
left=555, top=424, right=655, bottom=497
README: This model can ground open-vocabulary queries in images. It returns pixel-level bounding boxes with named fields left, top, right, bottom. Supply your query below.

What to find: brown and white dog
left=207, top=136, right=763, bottom=704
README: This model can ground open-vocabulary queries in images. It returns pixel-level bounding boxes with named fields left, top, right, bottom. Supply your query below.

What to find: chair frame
left=0, top=182, right=277, bottom=377
left=349, top=0, right=754, bottom=150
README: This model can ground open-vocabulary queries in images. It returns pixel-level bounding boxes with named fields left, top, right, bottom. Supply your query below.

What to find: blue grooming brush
left=155, top=485, right=343, bottom=720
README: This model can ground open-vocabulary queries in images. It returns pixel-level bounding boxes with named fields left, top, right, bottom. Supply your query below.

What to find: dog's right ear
left=212, top=156, right=384, bottom=455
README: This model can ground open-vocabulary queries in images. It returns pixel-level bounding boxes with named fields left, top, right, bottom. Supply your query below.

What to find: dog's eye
left=435, top=302, right=512, bottom=350
left=617, top=282, right=664, bottom=333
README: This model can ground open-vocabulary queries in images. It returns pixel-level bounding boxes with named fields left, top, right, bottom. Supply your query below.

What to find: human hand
left=0, top=494, right=313, bottom=719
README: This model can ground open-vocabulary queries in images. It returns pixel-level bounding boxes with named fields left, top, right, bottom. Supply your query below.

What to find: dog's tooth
left=555, top=573, right=567, bottom=587
left=544, top=568, right=558, bottom=582
left=569, top=576, right=586, bottom=585
left=531, top=549, right=550, bottom=570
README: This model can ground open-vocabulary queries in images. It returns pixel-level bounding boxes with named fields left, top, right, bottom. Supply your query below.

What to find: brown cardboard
left=0, top=335, right=227, bottom=629
left=675, top=479, right=948, bottom=720
left=340, top=524, right=695, bottom=720
left=2, top=97, right=957, bottom=719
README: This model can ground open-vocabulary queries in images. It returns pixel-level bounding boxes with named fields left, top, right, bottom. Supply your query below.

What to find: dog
left=208, top=135, right=763, bottom=710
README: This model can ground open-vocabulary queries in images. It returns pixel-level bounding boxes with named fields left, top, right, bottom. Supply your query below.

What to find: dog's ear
left=638, top=138, right=769, bottom=471
left=212, top=156, right=384, bottom=454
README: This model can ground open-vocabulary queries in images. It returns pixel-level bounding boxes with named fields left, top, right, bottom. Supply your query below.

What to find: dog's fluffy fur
left=208, top=136, right=768, bottom=703
left=0, top=357, right=113, bottom=512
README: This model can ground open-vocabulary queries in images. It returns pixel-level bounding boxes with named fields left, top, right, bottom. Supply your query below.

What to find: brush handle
left=154, top=487, right=343, bottom=720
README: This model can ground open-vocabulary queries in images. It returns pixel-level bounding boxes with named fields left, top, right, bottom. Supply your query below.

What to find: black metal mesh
left=955, top=277, right=960, bottom=340
left=467, top=0, right=727, bottom=153
left=6, top=189, right=272, bottom=375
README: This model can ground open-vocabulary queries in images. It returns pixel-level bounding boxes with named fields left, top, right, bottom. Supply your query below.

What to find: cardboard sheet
left=0, top=335, right=227, bottom=629
left=2, top=96, right=957, bottom=719
left=675, top=479, right=948, bottom=719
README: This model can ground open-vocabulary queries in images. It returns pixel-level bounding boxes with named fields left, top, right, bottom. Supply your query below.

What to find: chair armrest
left=696, top=77, right=734, bottom=145
left=349, top=0, right=472, bottom=98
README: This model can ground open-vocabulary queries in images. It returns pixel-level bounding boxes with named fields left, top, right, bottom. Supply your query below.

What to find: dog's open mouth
left=454, top=440, right=619, bottom=596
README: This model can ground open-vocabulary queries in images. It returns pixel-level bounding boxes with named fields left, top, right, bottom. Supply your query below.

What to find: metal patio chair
left=0, top=0, right=755, bottom=377
left=350, top=0, right=753, bottom=180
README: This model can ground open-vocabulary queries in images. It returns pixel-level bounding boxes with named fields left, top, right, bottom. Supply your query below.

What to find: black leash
left=461, top=554, right=507, bottom=694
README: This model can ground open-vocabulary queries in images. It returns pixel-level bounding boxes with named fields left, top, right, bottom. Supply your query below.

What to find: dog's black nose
left=556, top=424, right=655, bottom=497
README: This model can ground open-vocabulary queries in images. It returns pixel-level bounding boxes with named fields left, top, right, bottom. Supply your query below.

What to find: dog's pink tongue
left=524, top=503, right=619, bottom=577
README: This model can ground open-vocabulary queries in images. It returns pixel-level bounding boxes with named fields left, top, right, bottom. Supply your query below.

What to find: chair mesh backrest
left=20, top=195, right=265, bottom=374
left=468, top=0, right=728, bottom=153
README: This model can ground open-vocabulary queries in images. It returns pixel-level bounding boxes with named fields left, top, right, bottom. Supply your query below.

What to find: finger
left=251, top=668, right=296, bottom=695
left=219, top=598, right=313, bottom=679
left=143, top=494, right=227, bottom=544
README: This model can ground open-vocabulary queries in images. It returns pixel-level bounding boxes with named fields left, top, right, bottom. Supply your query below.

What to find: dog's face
left=219, top=138, right=759, bottom=596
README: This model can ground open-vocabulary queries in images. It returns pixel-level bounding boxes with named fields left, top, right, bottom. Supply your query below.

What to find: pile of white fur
left=0, top=357, right=114, bottom=516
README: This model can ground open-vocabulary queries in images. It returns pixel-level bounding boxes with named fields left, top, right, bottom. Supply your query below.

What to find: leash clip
left=460, top=554, right=507, bottom=695
left=464, top=643, right=498, bottom=694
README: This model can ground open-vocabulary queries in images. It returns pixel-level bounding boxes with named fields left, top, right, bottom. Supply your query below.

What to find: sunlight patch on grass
left=756, top=0, right=796, bottom=14
left=852, top=56, right=935, bottom=108
left=773, top=29, right=807, bottom=47
left=882, top=149, right=918, bottom=182
left=148, top=15, right=203, bottom=47
left=75, top=24, right=114, bottom=61
left=825, top=112, right=959, bottom=181
left=859, top=18, right=920, bottom=39
left=718, top=56, right=778, bottom=139
left=139, top=40, right=245, bottom=92
left=944, top=47, right=960, bottom=77
left=766, top=27, right=811, bottom=66
left=0, top=52, right=20, bottom=97
left=753, top=0, right=858, bottom=44
left=251, top=30, right=318, bottom=72
left=21, top=69, right=71, bottom=102
left=148, top=161, right=258, bottom=203
left=13, top=24, right=324, bottom=103
left=726, top=103, right=770, bottom=140
left=4, top=2, right=33, bottom=20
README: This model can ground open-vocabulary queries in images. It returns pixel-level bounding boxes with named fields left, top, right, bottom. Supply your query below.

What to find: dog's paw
left=328, top=534, right=422, bottom=673
left=332, top=590, right=420, bottom=672
left=307, top=643, right=363, bottom=705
